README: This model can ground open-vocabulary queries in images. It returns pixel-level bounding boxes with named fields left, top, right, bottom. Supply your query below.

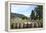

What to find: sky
left=11, top=5, right=37, bottom=17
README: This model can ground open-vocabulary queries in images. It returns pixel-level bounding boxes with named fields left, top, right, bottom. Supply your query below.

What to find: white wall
left=0, top=0, right=46, bottom=33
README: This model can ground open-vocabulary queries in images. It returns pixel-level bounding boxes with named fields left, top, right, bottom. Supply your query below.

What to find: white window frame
left=7, top=1, right=45, bottom=32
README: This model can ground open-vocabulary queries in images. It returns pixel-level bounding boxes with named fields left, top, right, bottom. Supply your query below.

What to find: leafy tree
left=22, top=16, right=28, bottom=20
left=31, top=10, right=35, bottom=20
left=34, top=5, right=43, bottom=20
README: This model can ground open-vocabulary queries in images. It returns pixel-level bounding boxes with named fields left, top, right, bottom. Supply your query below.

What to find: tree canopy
left=30, top=10, right=35, bottom=20
left=30, top=5, right=43, bottom=20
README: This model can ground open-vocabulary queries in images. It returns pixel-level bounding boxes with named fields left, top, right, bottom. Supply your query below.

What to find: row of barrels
left=11, top=22, right=43, bottom=29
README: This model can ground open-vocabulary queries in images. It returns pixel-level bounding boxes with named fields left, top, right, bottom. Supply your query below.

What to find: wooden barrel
left=17, top=23, right=19, bottom=29
left=27, top=22, right=32, bottom=28
left=23, top=22, right=27, bottom=28
left=15, top=23, right=17, bottom=29
left=20, top=23, right=23, bottom=28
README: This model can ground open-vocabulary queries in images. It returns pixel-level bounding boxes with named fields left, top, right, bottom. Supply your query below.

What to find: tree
left=34, top=5, right=43, bottom=20
left=22, top=16, right=28, bottom=20
left=31, top=10, right=35, bottom=20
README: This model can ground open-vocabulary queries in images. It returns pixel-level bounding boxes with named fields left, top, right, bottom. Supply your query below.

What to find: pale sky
left=11, top=5, right=37, bottom=17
